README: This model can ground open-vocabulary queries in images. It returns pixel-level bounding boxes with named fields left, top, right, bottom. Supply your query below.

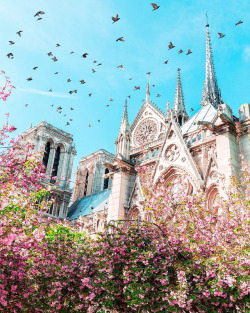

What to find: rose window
left=165, top=144, right=180, bottom=162
left=134, top=118, right=158, bottom=147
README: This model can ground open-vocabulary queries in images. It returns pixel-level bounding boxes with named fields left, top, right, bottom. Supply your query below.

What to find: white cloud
left=17, top=88, right=76, bottom=99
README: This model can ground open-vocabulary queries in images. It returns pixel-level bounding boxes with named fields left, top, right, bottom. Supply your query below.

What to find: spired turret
left=173, top=68, right=188, bottom=126
left=115, top=99, right=131, bottom=161
left=200, top=18, right=223, bottom=108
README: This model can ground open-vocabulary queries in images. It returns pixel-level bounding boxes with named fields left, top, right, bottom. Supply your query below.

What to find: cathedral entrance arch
left=155, top=166, right=195, bottom=197
left=206, top=184, right=220, bottom=214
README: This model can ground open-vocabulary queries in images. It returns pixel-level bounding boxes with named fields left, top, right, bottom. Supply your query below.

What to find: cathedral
left=22, top=23, right=250, bottom=232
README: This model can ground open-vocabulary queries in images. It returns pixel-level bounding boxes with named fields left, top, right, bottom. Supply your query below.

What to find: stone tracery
left=134, top=118, right=158, bottom=147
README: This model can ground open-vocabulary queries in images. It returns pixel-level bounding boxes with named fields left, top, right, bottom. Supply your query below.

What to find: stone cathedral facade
left=23, top=24, right=249, bottom=231
left=22, top=121, right=76, bottom=218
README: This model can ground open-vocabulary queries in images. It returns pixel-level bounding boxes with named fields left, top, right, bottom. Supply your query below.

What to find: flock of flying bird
left=5, top=4, right=244, bottom=128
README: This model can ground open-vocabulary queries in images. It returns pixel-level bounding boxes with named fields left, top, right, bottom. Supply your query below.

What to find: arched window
left=43, top=142, right=50, bottom=168
left=84, top=172, right=89, bottom=196
left=103, top=168, right=109, bottom=190
left=51, top=147, right=60, bottom=184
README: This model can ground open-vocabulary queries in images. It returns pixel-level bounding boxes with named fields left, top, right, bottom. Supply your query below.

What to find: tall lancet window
left=103, top=168, right=109, bottom=190
left=43, top=142, right=50, bottom=169
left=84, top=172, right=89, bottom=196
left=51, top=147, right=60, bottom=184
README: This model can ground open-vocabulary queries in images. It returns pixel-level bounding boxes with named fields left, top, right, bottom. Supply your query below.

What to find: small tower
left=200, top=17, right=223, bottom=108
left=108, top=100, right=136, bottom=221
left=115, top=99, right=131, bottom=161
left=173, top=68, right=188, bottom=126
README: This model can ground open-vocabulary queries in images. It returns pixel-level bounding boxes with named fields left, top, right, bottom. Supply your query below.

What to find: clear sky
left=0, top=0, right=249, bottom=180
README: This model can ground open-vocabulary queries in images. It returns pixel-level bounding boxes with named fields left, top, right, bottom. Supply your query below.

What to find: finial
left=206, top=12, right=209, bottom=27
left=146, top=83, right=150, bottom=103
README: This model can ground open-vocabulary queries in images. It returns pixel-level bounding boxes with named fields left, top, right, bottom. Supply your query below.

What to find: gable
left=153, top=117, right=203, bottom=190
left=131, top=102, right=166, bottom=149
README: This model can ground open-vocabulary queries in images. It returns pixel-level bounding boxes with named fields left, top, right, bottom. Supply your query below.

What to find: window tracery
left=134, top=118, right=158, bottom=146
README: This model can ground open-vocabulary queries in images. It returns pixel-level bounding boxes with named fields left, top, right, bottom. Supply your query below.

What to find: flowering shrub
left=0, top=107, right=249, bottom=311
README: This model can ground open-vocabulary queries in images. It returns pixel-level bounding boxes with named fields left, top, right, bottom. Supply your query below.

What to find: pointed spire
left=174, top=68, right=186, bottom=113
left=173, top=68, right=188, bottom=126
left=146, top=83, right=150, bottom=103
left=115, top=100, right=131, bottom=161
left=200, top=15, right=223, bottom=108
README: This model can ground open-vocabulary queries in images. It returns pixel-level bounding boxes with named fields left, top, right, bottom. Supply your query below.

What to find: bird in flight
left=33, top=66, right=38, bottom=70
left=80, top=80, right=86, bottom=84
left=97, top=63, right=102, bottom=66
left=190, top=108, right=194, bottom=112
left=34, top=11, right=45, bottom=17
left=178, top=49, right=183, bottom=54
left=110, top=98, right=114, bottom=101
left=88, top=123, right=91, bottom=127
left=168, top=41, right=175, bottom=50
left=112, top=14, right=120, bottom=23
left=70, top=119, right=73, bottom=121
left=218, top=32, right=225, bottom=39
left=69, top=91, right=73, bottom=94
left=57, top=107, right=62, bottom=112
left=74, top=90, right=77, bottom=93
left=66, top=122, right=70, bottom=126
left=235, top=20, right=243, bottom=26
left=146, top=72, right=151, bottom=76
left=116, top=37, right=125, bottom=42
left=127, top=95, right=131, bottom=98
left=26, top=77, right=33, bottom=81
left=56, top=43, right=61, bottom=47
left=67, top=78, right=71, bottom=82
left=82, top=53, right=88, bottom=58
left=129, top=78, right=132, bottom=80
left=25, top=104, right=28, bottom=107
left=6, top=53, right=14, bottom=59
left=156, top=94, right=160, bottom=97
left=89, top=93, right=92, bottom=97
left=16, top=30, right=23, bottom=37
left=93, top=60, right=97, bottom=63
left=51, top=104, right=54, bottom=107
left=134, top=86, right=140, bottom=90
left=186, top=49, right=192, bottom=55
left=152, top=84, right=155, bottom=87
left=70, top=107, right=74, bottom=110
left=54, top=72, right=59, bottom=75
left=98, top=120, right=100, bottom=123
left=106, top=104, right=110, bottom=107
left=37, top=17, right=43, bottom=21
left=49, top=89, right=52, bottom=92
left=48, top=52, right=53, bottom=56
left=117, top=65, right=124, bottom=69
left=151, top=3, right=160, bottom=10
left=70, top=51, right=74, bottom=54
left=164, top=60, right=169, bottom=64
left=9, top=41, right=15, bottom=45
left=142, top=99, right=145, bottom=102
left=92, top=69, right=96, bottom=73
left=52, top=56, right=58, bottom=62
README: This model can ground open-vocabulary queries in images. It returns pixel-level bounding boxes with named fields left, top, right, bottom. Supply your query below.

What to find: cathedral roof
left=181, top=103, right=217, bottom=134
left=67, top=189, right=111, bottom=220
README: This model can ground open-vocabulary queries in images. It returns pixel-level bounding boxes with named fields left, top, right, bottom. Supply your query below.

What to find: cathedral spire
left=173, top=68, right=188, bottom=126
left=115, top=100, right=131, bottom=161
left=146, top=83, right=150, bottom=103
left=200, top=16, right=223, bottom=108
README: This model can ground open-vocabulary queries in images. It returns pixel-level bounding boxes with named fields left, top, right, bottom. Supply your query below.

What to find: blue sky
left=0, top=0, right=249, bottom=179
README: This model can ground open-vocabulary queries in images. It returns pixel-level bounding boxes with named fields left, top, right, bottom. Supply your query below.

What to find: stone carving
left=165, top=144, right=180, bottom=162
left=210, top=171, right=218, bottom=180
left=134, top=118, right=158, bottom=146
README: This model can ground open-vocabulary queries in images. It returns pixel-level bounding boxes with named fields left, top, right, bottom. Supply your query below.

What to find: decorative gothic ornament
left=134, top=118, right=158, bottom=146
left=165, top=144, right=180, bottom=162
